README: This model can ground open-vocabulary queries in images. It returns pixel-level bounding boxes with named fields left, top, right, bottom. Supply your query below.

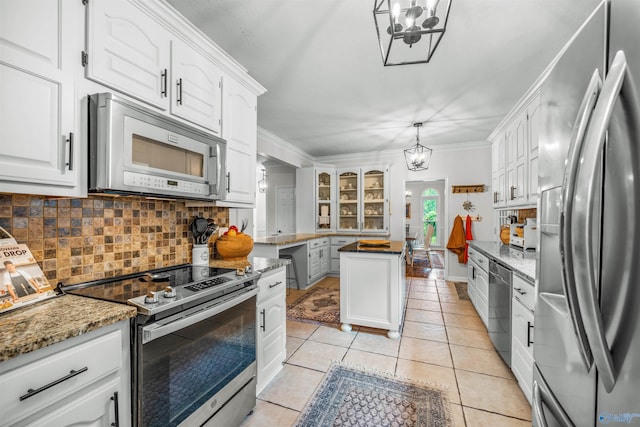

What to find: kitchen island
left=338, top=241, right=406, bottom=338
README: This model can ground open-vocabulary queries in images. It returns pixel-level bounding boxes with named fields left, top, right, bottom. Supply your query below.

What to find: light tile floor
left=240, top=271, right=532, bottom=427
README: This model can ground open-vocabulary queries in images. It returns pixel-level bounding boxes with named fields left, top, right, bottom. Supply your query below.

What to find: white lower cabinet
left=256, top=267, right=286, bottom=394
left=0, top=320, right=131, bottom=427
left=330, top=236, right=356, bottom=274
left=467, top=247, right=489, bottom=327
left=307, top=238, right=329, bottom=285
left=511, top=274, right=535, bottom=403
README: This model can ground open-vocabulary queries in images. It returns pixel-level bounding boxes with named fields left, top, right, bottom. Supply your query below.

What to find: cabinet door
left=221, top=77, right=257, bottom=204
left=257, top=292, right=286, bottom=393
left=337, top=169, right=361, bottom=232
left=511, top=297, right=534, bottom=403
left=171, top=38, right=222, bottom=134
left=0, top=0, right=79, bottom=193
left=320, top=245, right=330, bottom=276
left=308, top=247, right=321, bottom=283
left=491, top=134, right=506, bottom=207
left=29, top=379, right=121, bottom=427
left=86, top=0, right=170, bottom=110
left=361, top=167, right=389, bottom=233
left=506, top=119, right=527, bottom=206
left=316, top=169, right=335, bottom=232
left=527, top=93, right=541, bottom=204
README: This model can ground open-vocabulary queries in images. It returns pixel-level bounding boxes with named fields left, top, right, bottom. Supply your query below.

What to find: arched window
left=421, top=188, right=440, bottom=246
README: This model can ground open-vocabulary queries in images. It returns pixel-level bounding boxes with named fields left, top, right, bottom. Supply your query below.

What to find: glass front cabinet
left=337, top=167, right=389, bottom=233
left=315, top=169, right=335, bottom=231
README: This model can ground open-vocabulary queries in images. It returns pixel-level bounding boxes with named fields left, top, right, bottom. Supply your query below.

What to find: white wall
left=254, top=162, right=267, bottom=237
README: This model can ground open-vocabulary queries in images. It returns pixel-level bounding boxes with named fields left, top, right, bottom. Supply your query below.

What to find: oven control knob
left=163, top=286, right=176, bottom=298
left=144, top=292, right=158, bottom=304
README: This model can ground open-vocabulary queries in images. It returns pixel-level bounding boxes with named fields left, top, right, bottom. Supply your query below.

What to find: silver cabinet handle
left=260, top=308, right=266, bottom=332
left=269, top=281, right=282, bottom=289
left=20, top=367, right=88, bottom=401
left=226, top=172, right=231, bottom=193
left=111, top=391, right=120, bottom=427
left=66, top=132, right=74, bottom=171
left=559, top=69, right=602, bottom=370
left=161, top=69, right=167, bottom=97
left=510, top=185, right=516, bottom=200
left=176, top=78, right=183, bottom=105
left=571, top=51, right=637, bottom=393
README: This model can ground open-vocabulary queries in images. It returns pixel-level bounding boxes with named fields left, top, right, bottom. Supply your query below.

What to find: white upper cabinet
left=490, top=89, right=540, bottom=208
left=221, top=77, right=258, bottom=205
left=0, top=0, right=81, bottom=196
left=491, top=132, right=506, bottom=207
left=170, top=38, right=223, bottom=134
left=337, top=167, right=389, bottom=233
left=85, top=0, right=171, bottom=110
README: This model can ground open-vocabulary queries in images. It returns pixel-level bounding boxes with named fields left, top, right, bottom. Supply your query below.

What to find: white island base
left=339, top=241, right=406, bottom=339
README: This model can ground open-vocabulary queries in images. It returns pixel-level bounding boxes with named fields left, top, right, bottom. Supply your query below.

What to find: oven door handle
left=141, top=287, right=258, bottom=344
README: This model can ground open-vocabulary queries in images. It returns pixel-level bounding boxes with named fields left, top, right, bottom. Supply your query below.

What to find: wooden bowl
left=216, top=234, right=254, bottom=260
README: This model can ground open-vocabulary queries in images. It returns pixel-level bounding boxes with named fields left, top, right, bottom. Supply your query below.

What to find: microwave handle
left=209, top=144, right=222, bottom=196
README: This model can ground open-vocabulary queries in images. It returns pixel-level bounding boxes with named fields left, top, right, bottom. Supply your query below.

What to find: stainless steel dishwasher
left=489, top=260, right=512, bottom=366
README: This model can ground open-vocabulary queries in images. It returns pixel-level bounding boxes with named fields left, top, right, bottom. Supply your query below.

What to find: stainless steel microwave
left=88, top=93, right=226, bottom=201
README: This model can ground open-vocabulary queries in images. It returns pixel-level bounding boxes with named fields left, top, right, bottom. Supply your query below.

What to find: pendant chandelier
left=373, top=0, right=452, bottom=66
left=404, top=123, right=432, bottom=171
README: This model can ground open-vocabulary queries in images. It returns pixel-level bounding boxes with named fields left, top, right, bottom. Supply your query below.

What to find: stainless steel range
left=62, top=264, right=261, bottom=427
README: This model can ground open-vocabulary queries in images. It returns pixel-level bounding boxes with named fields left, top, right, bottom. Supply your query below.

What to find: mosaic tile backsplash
left=0, top=194, right=228, bottom=285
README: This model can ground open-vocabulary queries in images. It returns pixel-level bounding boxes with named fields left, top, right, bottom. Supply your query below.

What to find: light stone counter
left=468, top=241, right=537, bottom=282
left=253, top=232, right=390, bottom=246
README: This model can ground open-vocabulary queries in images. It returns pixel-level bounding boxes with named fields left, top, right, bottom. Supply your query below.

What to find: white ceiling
left=167, top=0, right=599, bottom=158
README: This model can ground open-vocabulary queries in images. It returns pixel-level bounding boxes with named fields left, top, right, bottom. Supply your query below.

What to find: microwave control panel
left=124, top=171, right=208, bottom=195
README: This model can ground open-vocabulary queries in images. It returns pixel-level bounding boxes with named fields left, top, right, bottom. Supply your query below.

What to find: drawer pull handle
left=527, top=321, right=534, bottom=347
left=514, top=287, right=527, bottom=295
left=19, top=367, right=88, bottom=401
left=111, top=391, right=120, bottom=427
left=269, top=281, right=283, bottom=289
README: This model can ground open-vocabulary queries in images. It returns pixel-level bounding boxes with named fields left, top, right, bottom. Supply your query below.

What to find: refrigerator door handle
left=571, top=50, right=638, bottom=393
left=559, top=69, right=602, bottom=369
left=533, top=378, right=574, bottom=427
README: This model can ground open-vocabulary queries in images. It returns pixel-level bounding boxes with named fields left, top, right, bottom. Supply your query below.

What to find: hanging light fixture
left=373, top=0, right=452, bottom=66
left=404, top=123, right=433, bottom=171
left=258, top=169, right=267, bottom=193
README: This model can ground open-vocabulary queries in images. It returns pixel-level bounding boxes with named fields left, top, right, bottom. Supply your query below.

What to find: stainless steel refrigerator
left=535, top=0, right=640, bottom=425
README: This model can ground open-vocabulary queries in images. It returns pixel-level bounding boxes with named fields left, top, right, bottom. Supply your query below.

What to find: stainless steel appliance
left=88, top=92, right=226, bottom=201
left=536, top=0, right=640, bottom=425
left=488, top=259, right=512, bottom=367
left=62, top=264, right=261, bottom=427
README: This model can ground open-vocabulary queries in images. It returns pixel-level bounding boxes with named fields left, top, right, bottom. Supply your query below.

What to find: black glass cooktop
left=63, top=264, right=236, bottom=304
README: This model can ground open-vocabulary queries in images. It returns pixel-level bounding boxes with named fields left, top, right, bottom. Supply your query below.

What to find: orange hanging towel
left=464, top=215, right=474, bottom=264
left=446, top=215, right=466, bottom=263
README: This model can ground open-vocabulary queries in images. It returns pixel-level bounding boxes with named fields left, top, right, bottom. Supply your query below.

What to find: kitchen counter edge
left=253, top=233, right=390, bottom=246
left=468, top=241, right=536, bottom=282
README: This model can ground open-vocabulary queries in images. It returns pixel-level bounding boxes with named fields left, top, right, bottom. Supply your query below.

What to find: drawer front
left=257, top=267, right=286, bottom=303
left=1, top=329, right=122, bottom=424
left=512, top=274, right=535, bottom=312
left=331, top=236, right=356, bottom=246
left=472, top=252, right=489, bottom=273
left=308, top=239, right=320, bottom=249
left=319, top=237, right=330, bottom=246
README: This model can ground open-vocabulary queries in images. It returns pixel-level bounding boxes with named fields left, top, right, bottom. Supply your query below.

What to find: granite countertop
left=0, top=294, right=136, bottom=362
left=468, top=241, right=537, bottom=282
left=210, top=256, right=290, bottom=273
left=254, top=232, right=390, bottom=246
left=338, top=240, right=406, bottom=255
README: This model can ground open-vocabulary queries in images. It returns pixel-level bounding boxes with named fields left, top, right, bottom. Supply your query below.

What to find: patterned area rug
left=287, top=287, right=340, bottom=325
left=294, top=364, right=451, bottom=427
left=407, top=250, right=444, bottom=278
left=454, top=282, right=470, bottom=300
